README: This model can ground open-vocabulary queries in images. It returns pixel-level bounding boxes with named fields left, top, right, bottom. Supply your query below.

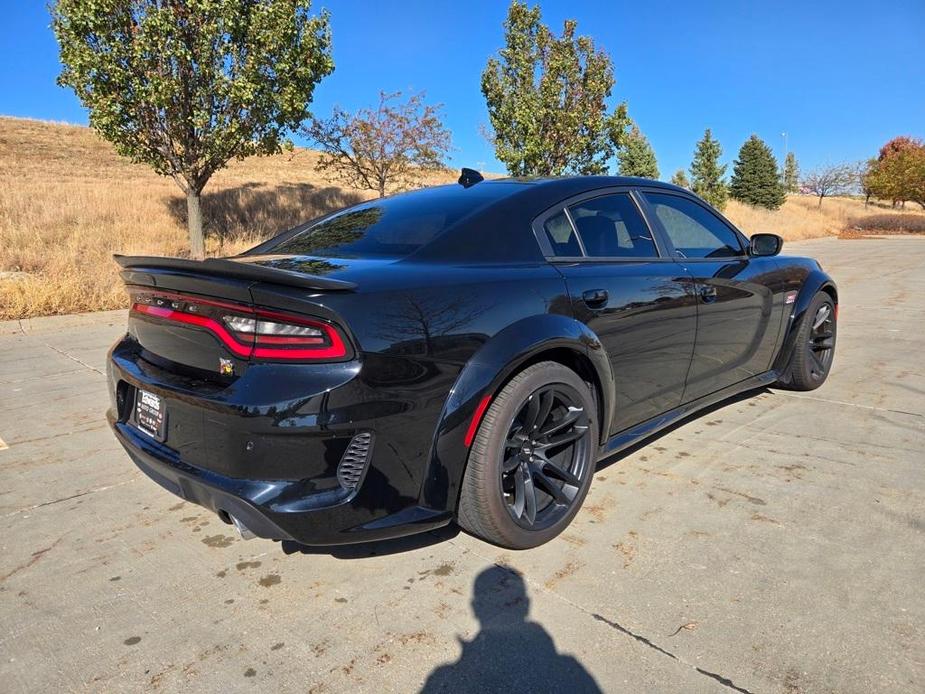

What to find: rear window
left=265, top=185, right=509, bottom=259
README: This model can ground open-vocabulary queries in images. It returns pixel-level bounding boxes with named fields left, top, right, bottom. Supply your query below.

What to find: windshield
left=264, top=185, right=511, bottom=259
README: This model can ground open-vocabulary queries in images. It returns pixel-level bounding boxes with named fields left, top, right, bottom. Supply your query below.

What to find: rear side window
left=644, top=193, right=743, bottom=258
left=543, top=211, right=582, bottom=256
left=266, top=186, right=508, bottom=259
left=566, top=194, right=658, bottom=258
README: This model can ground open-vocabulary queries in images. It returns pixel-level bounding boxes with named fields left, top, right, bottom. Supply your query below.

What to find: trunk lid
left=116, top=255, right=355, bottom=376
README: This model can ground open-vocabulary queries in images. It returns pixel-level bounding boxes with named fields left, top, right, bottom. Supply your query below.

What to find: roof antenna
left=458, top=167, right=484, bottom=188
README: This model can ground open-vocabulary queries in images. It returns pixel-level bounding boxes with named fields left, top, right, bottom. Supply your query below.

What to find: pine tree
left=689, top=128, right=727, bottom=210
left=670, top=169, right=690, bottom=189
left=617, top=125, right=659, bottom=178
left=783, top=152, right=799, bottom=193
left=730, top=135, right=786, bottom=209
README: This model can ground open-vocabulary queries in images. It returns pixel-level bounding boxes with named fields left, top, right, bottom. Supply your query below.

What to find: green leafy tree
left=729, top=135, right=786, bottom=210
left=689, top=128, right=728, bottom=210
left=670, top=169, right=690, bottom=189
left=307, top=91, right=452, bottom=198
left=783, top=152, right=799, bottom=192
left=481, top=1, right=631, bottom=176
left=617, top=125, right=659, bottom=179
left=53, top=0, right=334, bottom=258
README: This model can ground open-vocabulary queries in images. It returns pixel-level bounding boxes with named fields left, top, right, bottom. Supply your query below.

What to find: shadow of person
left=421, top=566, right=601, bottom=693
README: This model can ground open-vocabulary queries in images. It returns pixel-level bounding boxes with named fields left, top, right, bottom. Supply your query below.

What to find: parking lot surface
left=1, top=237, right=923, bottom=693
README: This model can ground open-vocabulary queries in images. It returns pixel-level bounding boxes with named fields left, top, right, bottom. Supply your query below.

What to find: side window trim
left=636, top=188, right=747, bottom=260
left=531, top=187, right=670, bottom=262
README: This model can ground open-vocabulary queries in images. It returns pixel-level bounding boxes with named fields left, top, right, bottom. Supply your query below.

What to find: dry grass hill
left=1, top=116, right=923, bottom=319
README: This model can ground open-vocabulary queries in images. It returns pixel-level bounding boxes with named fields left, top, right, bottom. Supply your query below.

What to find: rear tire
left=457, top=361, right=598, bottom=549
left=778, top=291, right=837, bottom=391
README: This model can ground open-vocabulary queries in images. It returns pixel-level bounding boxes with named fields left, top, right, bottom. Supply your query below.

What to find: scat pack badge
left=219, top=357, right=235, bottom=376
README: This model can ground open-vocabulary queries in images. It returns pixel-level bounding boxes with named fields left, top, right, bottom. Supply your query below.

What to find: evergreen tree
left=670, top=169, right=690, bottom=188
left=617, top=125, right=659, bottom=179
left=783, top=152, right=799, bottom=192
left=689, top=128, right=727, bottom=210
left=730, top=135, right=786, bottom=210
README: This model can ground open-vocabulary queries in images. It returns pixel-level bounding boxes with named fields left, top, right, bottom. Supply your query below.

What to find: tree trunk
left=186, top=190, right=205, bottom=259
left=817, top=195, right=824, bottom=207
left=378, top=180, right=386, bottom=198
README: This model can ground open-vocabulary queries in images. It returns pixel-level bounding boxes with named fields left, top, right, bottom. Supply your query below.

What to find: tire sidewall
left=471, top=363, right=599, bottom=549
left=795, top=292, right=837, bottom=387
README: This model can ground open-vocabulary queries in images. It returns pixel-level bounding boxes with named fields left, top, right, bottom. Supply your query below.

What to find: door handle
left=700, top=286, right=718, bottom=303
left=582, top=288, right=608, bottom=308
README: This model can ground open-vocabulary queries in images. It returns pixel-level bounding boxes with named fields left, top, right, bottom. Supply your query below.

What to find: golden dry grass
left=2, top=115, right=924, bottom=320
left=0, top=116, right=453, bottom=319
left=725, top=195, right=925, bottom=239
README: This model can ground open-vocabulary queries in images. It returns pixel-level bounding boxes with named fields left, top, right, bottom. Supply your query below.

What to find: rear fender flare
left=419, top=314, right=613, bottom=513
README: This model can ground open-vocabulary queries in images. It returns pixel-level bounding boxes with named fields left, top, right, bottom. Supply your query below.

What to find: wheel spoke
left=809, top=351, right=824, bottom=374
left=813, top=305, right=831, bottom=329
left=502, top=451, right=521, bottom=473
left=522, top=462, right=538, bottom=524
left=538, top=424, right=588, bottom=451
left=531, top=465, right=571, bottom=505
left=540, top=458, right=582, bottom=487
left=534, top=390, right=555, bottom=434
left=522, top=394, right=540, bottom=432
left=512, top=465, right=526, bottom=518
left=538, top=406, right=583, bottom=439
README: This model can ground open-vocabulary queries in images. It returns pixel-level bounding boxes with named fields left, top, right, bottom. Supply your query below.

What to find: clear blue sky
left=2, top=0, right=923, bottom=178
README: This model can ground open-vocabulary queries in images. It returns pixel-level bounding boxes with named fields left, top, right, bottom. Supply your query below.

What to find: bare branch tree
left=306, top=91, right=452, bottom=198
left=802, top=163, right=857, bottom=206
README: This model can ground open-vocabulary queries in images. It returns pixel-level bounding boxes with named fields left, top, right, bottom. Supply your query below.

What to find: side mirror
left=749, top=233, right=783, bottom=257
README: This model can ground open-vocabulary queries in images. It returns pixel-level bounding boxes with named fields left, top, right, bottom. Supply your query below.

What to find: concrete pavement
left=1, top=237, right=923, bottom=692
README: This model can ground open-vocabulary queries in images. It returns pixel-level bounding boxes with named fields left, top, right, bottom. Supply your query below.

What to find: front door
left=639, top=191, right=783, bottom=402
left=538, top=191, right=698, bottom=435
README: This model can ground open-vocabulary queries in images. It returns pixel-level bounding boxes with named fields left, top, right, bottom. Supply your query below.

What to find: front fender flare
left=419, top=313, right=613, bottom=514
left=773, top=268, right=838, bottom=376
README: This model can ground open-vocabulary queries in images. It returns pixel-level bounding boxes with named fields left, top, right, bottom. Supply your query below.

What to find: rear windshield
left=265, top=185, right=510, bottom=259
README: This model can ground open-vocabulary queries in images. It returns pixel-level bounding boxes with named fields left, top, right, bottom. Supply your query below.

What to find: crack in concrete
left=2, top=478, right=138, bottom=518
left=32, top=336, right=105, bottom=377
left=458, top=538, right=757, bottom=694
left=771, top=390, right=922, bottom=418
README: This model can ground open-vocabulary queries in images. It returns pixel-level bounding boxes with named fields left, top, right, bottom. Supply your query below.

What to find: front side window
left=644, top=193, right=743, bottom=258
left=566, top=194, right=658, bottom=258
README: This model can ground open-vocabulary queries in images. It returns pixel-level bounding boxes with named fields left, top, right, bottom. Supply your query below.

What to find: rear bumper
left=110, top=414, right=452, bottom=545
left=106, top=337, right=453, bottom=545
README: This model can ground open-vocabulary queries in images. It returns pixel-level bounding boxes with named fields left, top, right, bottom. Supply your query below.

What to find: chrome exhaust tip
left=230, top=514, right=256, bottom=540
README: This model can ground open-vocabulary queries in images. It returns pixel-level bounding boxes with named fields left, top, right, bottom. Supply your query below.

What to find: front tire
left=457, top=361, right=598, bottom=549
left=779, top=291, right=837, bottom=391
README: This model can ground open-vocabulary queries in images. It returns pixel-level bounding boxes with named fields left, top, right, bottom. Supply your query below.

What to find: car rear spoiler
left=113, top=254, right=357, bottom=292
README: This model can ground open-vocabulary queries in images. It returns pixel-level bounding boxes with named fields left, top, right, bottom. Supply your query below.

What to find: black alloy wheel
left=781, top=291, right=837, bottom=391
left=501, top=385, right=592, bottom=530
left=457, top=361, right=599, bottom=549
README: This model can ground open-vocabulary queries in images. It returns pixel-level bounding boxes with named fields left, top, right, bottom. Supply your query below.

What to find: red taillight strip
left=131, top=302, right=347, bottom=361
left=464, top=394, right=493, bottom=448
left=133, top=303, right=252, bottom=357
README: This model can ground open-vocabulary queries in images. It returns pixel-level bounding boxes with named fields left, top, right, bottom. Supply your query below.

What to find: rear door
left=639, top=190, right=782, bottom=401
left=535, top=189, right=698, bottom=435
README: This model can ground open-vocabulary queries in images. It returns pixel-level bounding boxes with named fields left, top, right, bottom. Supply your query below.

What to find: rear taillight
left=130, top=291, right=348, bottom=361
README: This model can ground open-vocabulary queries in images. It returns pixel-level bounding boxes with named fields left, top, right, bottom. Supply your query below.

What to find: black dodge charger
left=107, top=174, right=837, bottom=549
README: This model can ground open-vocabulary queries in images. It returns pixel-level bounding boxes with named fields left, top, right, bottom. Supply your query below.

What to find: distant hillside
left=1, top=116, right=923, bottom=319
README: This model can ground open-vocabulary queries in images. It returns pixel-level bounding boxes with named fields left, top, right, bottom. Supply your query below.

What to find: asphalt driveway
left=1, top=237, right=923, bottom=693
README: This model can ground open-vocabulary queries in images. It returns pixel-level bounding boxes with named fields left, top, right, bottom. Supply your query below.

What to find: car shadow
left=420, top=565, right=602, bottom=693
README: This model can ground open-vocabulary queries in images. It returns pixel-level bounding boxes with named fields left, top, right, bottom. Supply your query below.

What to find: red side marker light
left=464, top=394, right=493, bottom=448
